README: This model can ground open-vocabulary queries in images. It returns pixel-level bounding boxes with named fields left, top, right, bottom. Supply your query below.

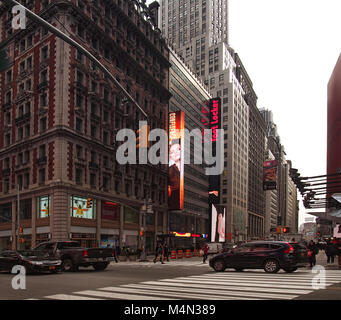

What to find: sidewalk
left=314, top=251, right=340, bottom=270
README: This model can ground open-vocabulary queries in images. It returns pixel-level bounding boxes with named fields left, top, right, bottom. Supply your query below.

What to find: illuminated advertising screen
left=208, top=98, right=221, bottom=204
left=168, top=111, right=185, bottom=210
left=38, top=196, right=50, bottom=218
left=211, top=204, right=226, bottom=242
left=263, top=160, right=278, bottom=190
left=208, top=98, right=223, bottom=242
left=71, top=196, right=95, bottom=219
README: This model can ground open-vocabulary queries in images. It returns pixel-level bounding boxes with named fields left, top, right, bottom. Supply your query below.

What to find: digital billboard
left=168, top=111, right=185, bottom=211
left=211, top=204, right=226, bottom=242
left=263, top=160, right=278, bottom=190
left=208, top=98, right=224, bottom=242
left=71, top=196, right=95, bottom=219
left=208, top=98, right=221, bottom=204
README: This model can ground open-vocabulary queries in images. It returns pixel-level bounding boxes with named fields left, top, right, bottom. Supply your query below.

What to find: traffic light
left=139, top=229, right=144, bottom=237
left=86, top=198, right=93, bottom=208
left=282, top=227, right=290, bottom=233
left=276, top=226, right=282, bottom=234
left=136, top=124, right=150, bottom=149
left=19, top=226, right=23, bottom=237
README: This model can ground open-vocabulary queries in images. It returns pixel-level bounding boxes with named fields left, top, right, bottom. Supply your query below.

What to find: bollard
left=177, top=249, right=183, bottom=259
left=185, top=249, right=191, bottom=258
left=170, top=250, right=176, bottom=260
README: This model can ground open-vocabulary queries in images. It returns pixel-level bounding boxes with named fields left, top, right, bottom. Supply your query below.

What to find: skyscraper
left=159, top=0, right=229, bottom=76
left=160, top=0, right=267, bottom=241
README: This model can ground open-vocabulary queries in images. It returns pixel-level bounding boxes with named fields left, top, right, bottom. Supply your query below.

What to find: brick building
left=0, top=0, right=170, bottom=252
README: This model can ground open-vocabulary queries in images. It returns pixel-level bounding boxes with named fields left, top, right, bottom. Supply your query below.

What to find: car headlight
left=29, top=261, right=43, bottom=265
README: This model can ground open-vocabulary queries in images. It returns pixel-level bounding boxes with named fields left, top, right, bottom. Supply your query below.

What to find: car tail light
left=284, top=243, right=294, bottom=254
left=82, top=250, right=88, bottom=257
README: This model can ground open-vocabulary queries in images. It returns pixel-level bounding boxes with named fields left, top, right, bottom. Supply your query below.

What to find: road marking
left=74, top=289, right=179, bottom=300
left=122, top=282, right=309, bottom=297
left=44, top=294, right=103, bottom=300
left=96, top=286, right=257, bottom=300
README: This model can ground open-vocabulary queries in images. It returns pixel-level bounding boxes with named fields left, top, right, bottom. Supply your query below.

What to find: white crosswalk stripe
left=28, top=269, right=341, bottom=300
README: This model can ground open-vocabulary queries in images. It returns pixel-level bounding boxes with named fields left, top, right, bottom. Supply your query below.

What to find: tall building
left=264, top=147, right=278, bottom=236
left=159, top=0, right=268, bottom=242
left=168, top=47, right=211, bottom=248
left=260, top=108, right=298, bottom=235
left=0, top=0, right=170, bottom=251
left=229, top=49, right=266, bottom=240
left=159, top=0, right=229, bottom=73
left=202, top=43, right=249, bottom=242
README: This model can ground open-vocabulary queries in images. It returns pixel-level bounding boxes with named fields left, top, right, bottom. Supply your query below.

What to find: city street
left=0, top=254, right=340, bottom=300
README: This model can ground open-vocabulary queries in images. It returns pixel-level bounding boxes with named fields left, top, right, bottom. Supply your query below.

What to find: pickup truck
left=33, top=241, right=115, bottom=271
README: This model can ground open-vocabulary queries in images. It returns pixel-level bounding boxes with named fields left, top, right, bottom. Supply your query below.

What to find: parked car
left=0, top=250, right=61, bottom=274
left=33, top=241, right=115, bottom=272
left=209, top=241, right=309, bottom=273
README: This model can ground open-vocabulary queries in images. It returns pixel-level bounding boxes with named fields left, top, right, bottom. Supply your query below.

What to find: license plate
left=49, top=266, right=55, bottom=270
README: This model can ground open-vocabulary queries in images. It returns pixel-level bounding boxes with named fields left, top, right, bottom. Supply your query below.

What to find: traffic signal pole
left=2, top=0, right=148, bottom=119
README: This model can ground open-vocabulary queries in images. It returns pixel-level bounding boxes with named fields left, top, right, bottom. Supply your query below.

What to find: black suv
left=209, top=241, right=308, bottom=273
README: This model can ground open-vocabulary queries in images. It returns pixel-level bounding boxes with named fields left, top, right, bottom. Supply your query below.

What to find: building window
left=75, top=168, right=82, bottom=185
left=39, top=169, right=46, bottom=184
left=76, top=118, right=82, bottom=132
left=24, top=173, right=29, bottom=189
left=41, top=46, right=49, bottom=61
left=40, top=117, right=47, bottom=132
left=76, top=145, right=83, bottom=159
left=90, top=173, right=96, bottom=188
left=71, top=196, right=95, bottom=219
left=38, top=195, right=50, bottom=218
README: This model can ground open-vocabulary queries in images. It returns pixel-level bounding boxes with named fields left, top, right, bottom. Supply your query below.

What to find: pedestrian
left=153, top=243, right=165, bottom=264
left=202, top=243, right=209, bottom=264
left=325, top=239, right=335, bottom=264
left=307, top=240, right=318, bottom=267
left=112, top=245, right=118, bottom=263
left=163, top=243, right=169, bottom=262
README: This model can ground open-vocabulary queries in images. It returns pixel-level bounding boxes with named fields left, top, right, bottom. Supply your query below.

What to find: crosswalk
left=29, top=269, right=341, bottom=300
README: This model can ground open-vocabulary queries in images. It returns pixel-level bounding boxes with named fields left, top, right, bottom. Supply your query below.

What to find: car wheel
left=263, top=259, right=280, bottom=273
left=93, top=262, right=109, bottom=271
left=61, top=258, right=74, bottom=272
left=234, top=268, right=243, bottom=272
left=213, top=260, right=225, bottom=272
left=283, top=267, right=297, bottom=273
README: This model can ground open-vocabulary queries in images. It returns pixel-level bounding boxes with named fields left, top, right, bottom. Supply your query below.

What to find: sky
left=146, top=0, right=341, bottom=227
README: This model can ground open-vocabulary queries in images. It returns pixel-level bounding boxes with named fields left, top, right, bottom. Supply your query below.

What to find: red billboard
left=168, top=111, right=185, bottom=210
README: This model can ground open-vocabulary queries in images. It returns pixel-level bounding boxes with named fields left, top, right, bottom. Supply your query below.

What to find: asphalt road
left=0, top=255, right=340, bottom=301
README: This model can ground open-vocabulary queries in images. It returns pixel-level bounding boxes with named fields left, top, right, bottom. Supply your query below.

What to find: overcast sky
left=147, top=0, right=341, bottom=226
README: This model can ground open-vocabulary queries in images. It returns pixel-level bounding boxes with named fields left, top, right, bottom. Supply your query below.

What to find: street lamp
left=139, top=198, right=153, bottom=262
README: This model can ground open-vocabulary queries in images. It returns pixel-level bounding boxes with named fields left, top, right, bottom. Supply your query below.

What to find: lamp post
left=139, top=198, right=153, bottom=262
